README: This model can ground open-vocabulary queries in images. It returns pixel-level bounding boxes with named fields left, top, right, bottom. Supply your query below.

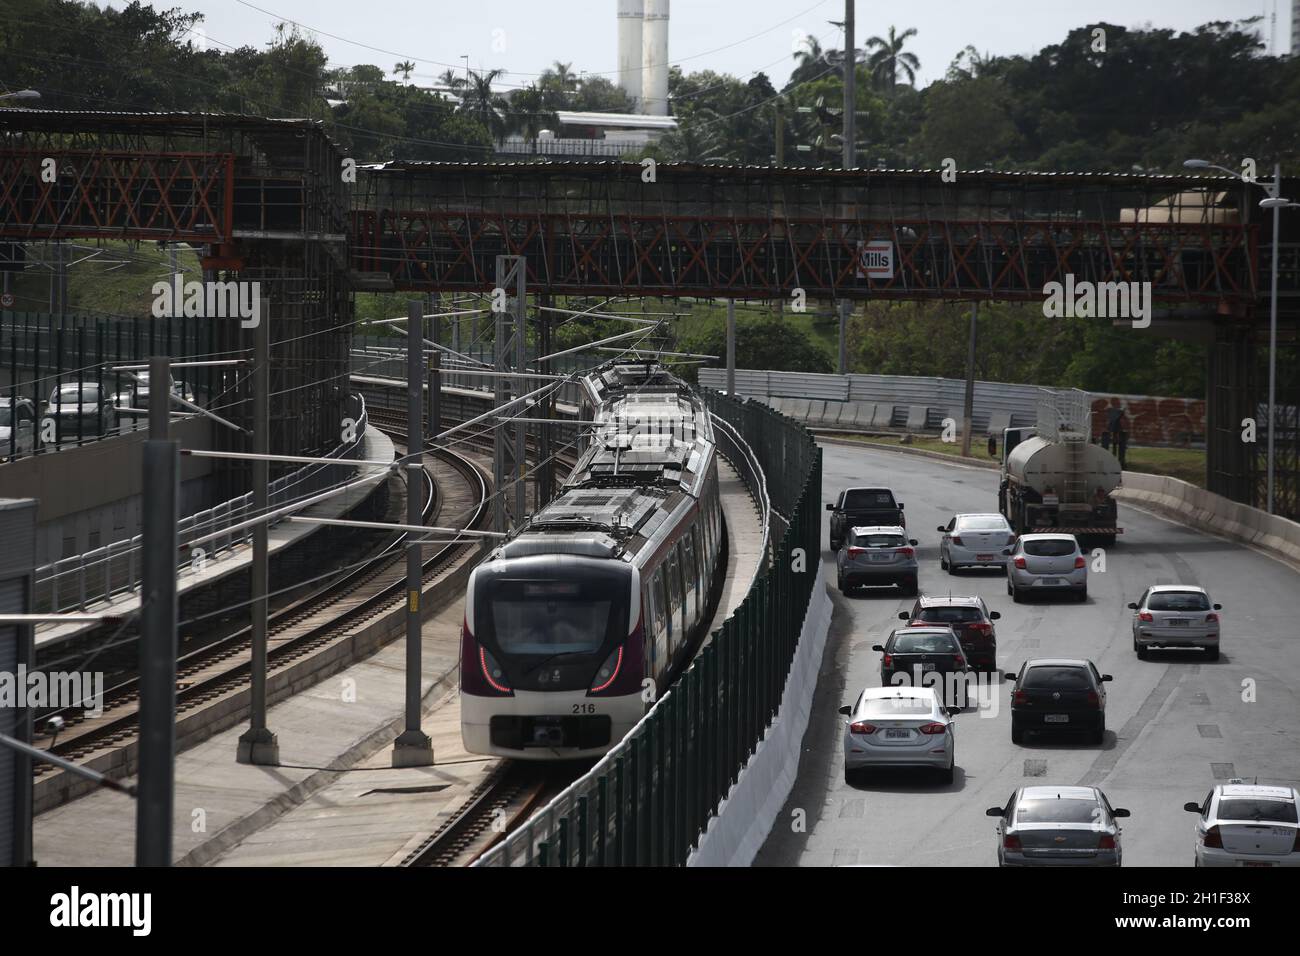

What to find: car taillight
left=480, top=646, right=511, bottom=694
left=1206, top=613, right=1219, bottom=624
left=951, top=535, right=964, bottom=546
left=899, top=547, right=914, bottom=557
left=1139, top=612, right=1154, bottom=622
left=1086, top=690, right=1100, bottom=707
left=953, top=654, right=964, bottom=666
left=918, top=722, right=946, bottom=735
left=1202, top=826, right=1223, bottom=849
left=850, top=721, right=876, bottom=735
left=847, top=547, right=865, bottom=558
left=1003, top=834, right=1022, bottom=851
left=971, top=622, right=992, bottom=637
left=1098, top=834, right=1117, bottom=850
left=1013, top=690, right=1028, bottom=705
left=1013, top=556, right=1027, bottom=569
left=589, top=646, right=623, bottom=693
left=882, top=654, right=893, bottom=668
left=1074, top=556, right=1086, bottom=569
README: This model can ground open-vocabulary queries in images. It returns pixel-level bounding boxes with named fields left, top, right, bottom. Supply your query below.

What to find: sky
left=106, top=0, right=1290, bottom=92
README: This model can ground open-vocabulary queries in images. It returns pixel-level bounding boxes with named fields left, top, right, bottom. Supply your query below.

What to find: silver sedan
left=839, top=685, right=958, bottom=784
left=1130, top=585, right=1221, bottom=661
left=986, top=785, right=1129, bottom=867
left=938, top=513, right=1015, bottom=573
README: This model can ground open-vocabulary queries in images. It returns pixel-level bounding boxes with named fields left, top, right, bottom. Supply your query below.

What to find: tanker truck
left=998, top=389, right=1123, bottom=546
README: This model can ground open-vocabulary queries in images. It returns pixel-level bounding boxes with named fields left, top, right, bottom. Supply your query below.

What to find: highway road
left=756, top=440, right=1300, bottom=867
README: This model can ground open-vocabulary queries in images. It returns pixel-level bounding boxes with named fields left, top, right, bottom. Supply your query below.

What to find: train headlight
left=480, top=647, right=511, bottom=694
left=589, top=646, right=623, bottom=694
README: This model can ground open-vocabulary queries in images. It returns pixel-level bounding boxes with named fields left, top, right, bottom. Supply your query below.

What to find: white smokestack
left=617, top=0, right=644, bottom=109
left=642, top=0, right=669, bottom=116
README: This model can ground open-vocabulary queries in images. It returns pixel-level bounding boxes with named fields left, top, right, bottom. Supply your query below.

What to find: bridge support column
left=1206, top=322, right=1259, bottom=508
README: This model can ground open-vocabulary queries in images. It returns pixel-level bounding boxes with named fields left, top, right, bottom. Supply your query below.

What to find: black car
left=899, top=595, right=1001, bottom=672
left=827, top=487, right=904, bottom=551
left=1007, top=658, right=1111, bottom=744
left=874, top=626, right=969, bottom=689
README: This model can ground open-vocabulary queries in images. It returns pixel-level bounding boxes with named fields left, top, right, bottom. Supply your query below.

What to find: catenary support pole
left=726, top=300, right=736, bottom=395
left=961, top=302, right=978, bottom=457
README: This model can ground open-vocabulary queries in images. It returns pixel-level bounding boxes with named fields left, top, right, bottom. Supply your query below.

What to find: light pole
left=1185, top=158, right=1292, bottom=514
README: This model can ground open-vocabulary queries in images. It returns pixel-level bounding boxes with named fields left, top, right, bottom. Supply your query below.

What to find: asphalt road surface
left=756, top=440, right=1300, bottom=867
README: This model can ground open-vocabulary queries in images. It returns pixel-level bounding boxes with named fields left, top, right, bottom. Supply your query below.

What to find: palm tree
left=393, top=60, right=415, bottom=83
left=864, top=26, right=920, bottom=92
left=789, top=35, right=833, bottom=88
left=436, top=68, right=466, bottom=101
left=947, top=45, right=995, bottom=80
left=460, top=68, right=509, bottom=143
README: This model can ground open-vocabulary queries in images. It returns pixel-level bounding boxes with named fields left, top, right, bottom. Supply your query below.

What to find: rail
left=474, top=389, right=821, bottom=866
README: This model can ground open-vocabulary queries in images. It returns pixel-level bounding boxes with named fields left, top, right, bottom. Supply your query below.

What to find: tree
left=459, top=67, right=509, bottom=142
left=393, top=60, right=415, bottom=83
left=437, top=68, right=466, bottom=98
left=865, top=26, right=920, bottom=92
left=678, top=312, right=834, bottom=381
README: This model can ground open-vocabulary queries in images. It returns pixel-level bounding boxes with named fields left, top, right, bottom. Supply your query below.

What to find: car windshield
left=1022, top=666, right=1092, bottom=689
left=892, top=632, right=958, bottom=654
left=1218, top=799, right=1297, bottom=824
left=54, top=385, right=99, bottom=403
left=1023, top=539, right=1076, bottom=557
left=1148, top=591, right=1211, bottom=612
left=1015, top=798, right=1101, bottom=824
left=863, top=697, right=934, bottom=717
left=956, top=516, right=1007, bottom=531
left=853, top=533, right=904, bottom=548
left=919, top=606, right=983, bottom=624
left=843, top=490, right=894, bottom=509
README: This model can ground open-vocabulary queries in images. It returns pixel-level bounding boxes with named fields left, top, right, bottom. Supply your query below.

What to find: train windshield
left=478, top=562, right=630, bottom=658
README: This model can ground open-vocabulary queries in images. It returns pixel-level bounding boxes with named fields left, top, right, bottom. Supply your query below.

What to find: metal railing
left=474, top=390, right=821, bottom=866
left=33, top=395, right=372, bottom=614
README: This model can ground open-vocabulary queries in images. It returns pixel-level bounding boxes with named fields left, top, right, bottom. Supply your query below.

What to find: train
left=460, top=361, right=724, bottom=760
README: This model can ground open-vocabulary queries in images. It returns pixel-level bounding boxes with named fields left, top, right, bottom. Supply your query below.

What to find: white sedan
left=1185, top=783, right=1300, bottom=867
left=938, top=513, right=1016, bottom=573
left=838, top=685, right=958, bottom=785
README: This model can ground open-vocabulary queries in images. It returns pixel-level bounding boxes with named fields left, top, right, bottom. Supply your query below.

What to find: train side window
left=684, top=531, right=699, bottom=630
left=670, top=543, right=686, bottom=637
left=654, top=567, right=671, bottom=660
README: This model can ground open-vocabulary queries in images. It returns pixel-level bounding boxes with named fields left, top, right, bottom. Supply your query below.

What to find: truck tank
left=1005, top=437, right=1122, bottom=500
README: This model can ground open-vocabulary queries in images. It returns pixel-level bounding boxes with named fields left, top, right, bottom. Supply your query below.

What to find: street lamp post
left=1185, top=158, right=1294, bottom=514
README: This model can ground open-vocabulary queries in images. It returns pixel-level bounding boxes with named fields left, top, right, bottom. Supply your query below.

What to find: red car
left=899, top=595, right=1000, bottom=672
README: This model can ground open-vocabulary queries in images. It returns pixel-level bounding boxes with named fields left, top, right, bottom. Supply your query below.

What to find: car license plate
left=885, top=729, right=910, bottom=738
left=1243, top=861, right=1274, bottom=867
left=1044, top=714, right=1069, bottom=723
left=1039, top=578, right=1061, bottom=586
left=921, top=662, right=936, bottom=672
left=1167, top=619, right=1189, bottom=627
left=870, top=553, right=892, bottom=562
left=977, top=553, right=994, bottom=561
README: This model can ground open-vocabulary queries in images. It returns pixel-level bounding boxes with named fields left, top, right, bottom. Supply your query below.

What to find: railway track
left=34, top=426, right=490, bottom=776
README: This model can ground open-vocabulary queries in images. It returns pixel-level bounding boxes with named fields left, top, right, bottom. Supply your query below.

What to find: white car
left=1130, top=585, right=1221, bottom=661
left=1186, top=783, right=1300, bottom=867
left=838, top=685, right=958, bottom=784
left=938, top=513, right=1015, bottom=573
left=0, top=396, right=39, bottom=457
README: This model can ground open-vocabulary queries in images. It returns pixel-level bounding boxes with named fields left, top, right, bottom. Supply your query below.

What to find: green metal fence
left=474, top=388, right=822, bottom=866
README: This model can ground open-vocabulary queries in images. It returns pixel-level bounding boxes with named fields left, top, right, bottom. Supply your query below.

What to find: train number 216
left=572, top=703, right=597, bottom=715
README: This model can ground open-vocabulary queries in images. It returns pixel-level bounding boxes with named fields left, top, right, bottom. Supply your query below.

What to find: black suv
left=899, top=595, right=1000, bottom=672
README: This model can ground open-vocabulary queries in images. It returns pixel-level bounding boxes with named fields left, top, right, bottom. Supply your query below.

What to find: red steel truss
left=0, top=150, right=234, bottom=242
left=350, top=209, right=1257, bottom=302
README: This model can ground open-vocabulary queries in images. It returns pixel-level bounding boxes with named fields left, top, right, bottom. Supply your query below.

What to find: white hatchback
left=1186, top=784, right=1300, bottom=867
left=839, top=685, right=958, bottom=784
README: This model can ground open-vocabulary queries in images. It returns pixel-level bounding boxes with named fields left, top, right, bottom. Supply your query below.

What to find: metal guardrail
left=474, top=390, right=821, bottom=866
left=33, top=395, right=372, bottom=614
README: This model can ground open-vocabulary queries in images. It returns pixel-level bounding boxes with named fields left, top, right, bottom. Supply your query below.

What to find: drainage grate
left=1211, top=762, right=1236, bottom=779
left=1197, top=725, right=1222, bottom=739
left=1023, top=759, right=1048, bottom=777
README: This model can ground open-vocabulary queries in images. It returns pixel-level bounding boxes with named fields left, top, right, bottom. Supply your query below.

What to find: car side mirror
left=985, top=807, right=1003, bottom=817
left=825, top=503, right=835, bottom=511
left=838, top=705, right=853, bottom=716
left=909, top=539, right=918, bottom=546
left=898, top=612, right=910, bottom=621
left=1127, top=602, right=1138, bottom=610
left=871, top=644, right=885, bottom=653
left=989, top=611, right=1001, bottom=621
left=1101, top=674, right=1113, bottom=682
left=897, top=502, right=904, bottom=509
left=1112, top=808, right=1130, bottom=818
left=1004, top=672, right=1017, bottom=683
left=1182, top=802, right=1201, bottom=813
left=945, top=707, right=961, bottom=717
left=1213, top=604, right=1222, bottom=610
left=936, top=526, right=947, bottom=533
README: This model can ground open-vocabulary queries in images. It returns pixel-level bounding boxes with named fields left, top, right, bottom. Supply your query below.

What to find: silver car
left=0, top=396, right=39, bottom=457
left=1005, top=533, right=1086, bottom=602
left=839, top=685, right=957, bottom=784
left=1186, top=783, right=1300, bottom=867
left=938, top=512, right=1015, bottom=573
left=1130, top=585, right=1221, bottom=661
left=986, top=785, right=1129, bottom=867
left=835, top=525, right=919, bottom=596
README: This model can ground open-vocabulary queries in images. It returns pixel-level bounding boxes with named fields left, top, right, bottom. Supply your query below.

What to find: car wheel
left=1011, top=718, right=1024, bottom=744
left=830, top=539, right=841, bottom=553
left=939, top=762, right=954, bottom=785
left=843, top=767, right=859, bottom=785
left=1206, top=646, right=1220, bottom=662
left=1135, top=638, right=1148, bottom=660
left=940, top=554, right=948, bottom=571
left=902, top=582, right=919, bottom=597
left=1092, top=720, right=1105, bottom=745
left=1077, top=587, right=1088, bottom=603
left=1011, top=586, right=1023, bottom=604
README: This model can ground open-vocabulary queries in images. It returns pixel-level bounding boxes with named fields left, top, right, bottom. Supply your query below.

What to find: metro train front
left=461, top=361, right=723, bottom=760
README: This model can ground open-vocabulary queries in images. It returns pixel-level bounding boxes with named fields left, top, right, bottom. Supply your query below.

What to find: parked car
left=1007, top=658, right=1111, bottom=744
left=1130, top=585, right=1222, bottom=661
left=874, top=625, right=969, bottom=689
left=937, top=512, right=1016, bottom=572
left=899, top=595, right=1000, bottom=672
left=45, top=382, right=116, bottom=440
left=1005, top=532, right=1087, bottom=602
left=839, top=685, right=958, bottom=784
left=835, top=525, right=919, bottom=595
left=0, top=396, right=40, bottom=458
left=1185, top=783, right=1300, bottom=867
left=986, top=785, right=1129, bottom=867
left=827, top=487, right=904, bottom=551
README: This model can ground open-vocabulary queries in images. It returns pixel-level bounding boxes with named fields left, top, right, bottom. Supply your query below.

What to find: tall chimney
left=642, top=0, right=669, bottom=116
left=617, top=0, right=644, bottom=109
